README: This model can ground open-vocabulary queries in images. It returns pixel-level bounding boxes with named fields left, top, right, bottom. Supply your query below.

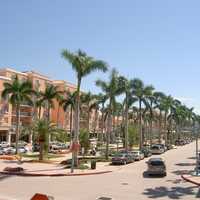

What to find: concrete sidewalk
left=0, top=159, right=120, bottom=176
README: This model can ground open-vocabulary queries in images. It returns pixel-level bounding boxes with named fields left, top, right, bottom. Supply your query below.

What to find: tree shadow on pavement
left=187, top=157, right=196, bottom=160
left=0, top=174, right=12, bottom=181
left=143, top=186, right=198, bottom=199
left=172, top=170, right=194, bottom=175
left=175, top=163, right=196, bottom=167
left=166, top=179, right=185, bottom=184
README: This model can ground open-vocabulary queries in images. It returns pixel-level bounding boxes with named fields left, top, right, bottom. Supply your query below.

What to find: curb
left=181, top=175, right=200, bottom=186
left=0, top=170, right=112, bottom=177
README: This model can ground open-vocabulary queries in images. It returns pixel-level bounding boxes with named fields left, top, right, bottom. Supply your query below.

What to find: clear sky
left=1, top=0, right=200, bottom=112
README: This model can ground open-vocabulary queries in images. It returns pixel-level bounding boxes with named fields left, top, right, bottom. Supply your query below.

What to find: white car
left=131, top=151, right=145, bottom=161
left=0, top=141, right=9, bottom=148
left=151, top=145, right=165, bottom=154
left=4, top=147, right=16, bottom=155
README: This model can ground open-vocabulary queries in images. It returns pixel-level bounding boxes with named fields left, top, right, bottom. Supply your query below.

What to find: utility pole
left=194, top=121, right=200, bottom=176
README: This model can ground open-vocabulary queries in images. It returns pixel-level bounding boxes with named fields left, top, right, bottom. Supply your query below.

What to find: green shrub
left=128, top=125, right=139, bottom=147
left=79, top=129, right=90, bottom=155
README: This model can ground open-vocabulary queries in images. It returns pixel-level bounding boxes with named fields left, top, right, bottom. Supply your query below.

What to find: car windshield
left=150, top=161, right=164, bottom=166
left=114, top=154, right=125, bottom=157
left=132, top=151, right=139, bottom=155
left=151, top=146, right=159, bottom=150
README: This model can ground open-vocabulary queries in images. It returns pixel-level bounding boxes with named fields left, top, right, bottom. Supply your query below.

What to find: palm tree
left=153, top=92, right=165, bottom=143
left=159, top=95, right=174, bottom=145
left=96, top=69, right=123, bottom=159
left=131, top=78, right=154, bottom=149
left=61, top=91, right=76, bottom=137
left=2, top=75, right=33, bottom=154
left=62, top=49, right=108, bottom=170
left=81, top=92, right=96, bottom=132
left=119, top=76, right=137, bottom=150
left=38, top=84, right=61, bottom=122
left=96, top=93, right=108, bottom=143
left=33, top=119, right=64, bottom=161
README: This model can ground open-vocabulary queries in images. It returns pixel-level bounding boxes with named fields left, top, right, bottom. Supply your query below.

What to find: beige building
left=0, top=67, right=103, bottom=144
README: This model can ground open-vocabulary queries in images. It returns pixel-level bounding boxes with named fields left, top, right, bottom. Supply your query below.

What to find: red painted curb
left=181, top=175, right=200, bottom=186
left=0, top=170, right=112, bottom=177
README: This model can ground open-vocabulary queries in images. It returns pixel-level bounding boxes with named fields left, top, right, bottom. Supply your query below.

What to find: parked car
left=111, top=153, right=133, bottom=165
left=50, top=142, right=68, bottom=151
left=151, top=145, right=165, bottom=154
left=175, top=139, right=185, bottom=146
left=0, top=147, right=4, bottom=155
left=146, top=158, right=167, bottom=176
left=4, top=147, right=16, bottom=155
left=33, top=144, right=40, bottom=152
left=18, top=147, right=27, bottom=153
left=119, top=150, right=136, bottom=161
left=131, top=150, right=144, bottom=161
left=141, top=148, right=152, bottom=157
left=156, top=144, right=167, bottom=152
left=0, top=141, right=9, bottom=148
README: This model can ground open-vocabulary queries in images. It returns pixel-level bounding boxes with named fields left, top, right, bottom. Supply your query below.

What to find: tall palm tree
left=2, top=75, right=33, bottom=154
left=159, top=95, right=174, bottom=145
left=61, top=91, right=76, bottom=136
left=62, top=49, right=108, bottom=169
left=38, top=84, right=61, bottom=122
left=96, top=93, right=108, bottom=143
left=131, top=78, right=154, bottom=149
left=81, top=91, right=96, bottom=132
left=33, top=119, right=64, bottom=161
left=119, top=76, right=137, bottom=150
left=96, top=69, right=123, bottom=159
left=146, top=91, right=156, bottom=145
left=153, top=92, right=165, bottom=143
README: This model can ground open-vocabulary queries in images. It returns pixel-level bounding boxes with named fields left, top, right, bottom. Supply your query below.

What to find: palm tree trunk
left=47, top=103, right=51, bottom=152
left=139, top=99, right=143, bottom=149
left=94, top=109, right=98, bottom=138
left=39, top=142, right=44, bottom=161
left=38, top=106, right=42, bottom=119
left=71, top=79, right=81, bottom=172
left=101, top=105, right=105, bottom=143
left=159, top=110, right=162, bottom=143
left=69, top=106, right=73, bottom=135
left=57, top=105, right=60, bottom=127
left=150, top=119, right=153, bottom=145
left=87, top=109, right=90, bottom=133
left=125, top=94, right=129, bottom=150
left=106, top=106, right=112, bottom=160
left=164, top=112, right=167, bottom=145
left=15, top=104, right=20, bottom=154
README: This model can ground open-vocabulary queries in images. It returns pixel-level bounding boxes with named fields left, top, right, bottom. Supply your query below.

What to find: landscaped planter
left=3, top=167, right=24, bottom=173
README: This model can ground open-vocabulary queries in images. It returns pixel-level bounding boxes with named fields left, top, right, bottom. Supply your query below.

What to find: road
left=0, top=142, right=199, bottom=200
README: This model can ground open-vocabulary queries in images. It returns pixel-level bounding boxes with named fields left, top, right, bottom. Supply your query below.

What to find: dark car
left=146, top=158, right=167, bottom=176
left=111, top=153, right=133, bottom=165
left=141, top=148, right=152, bottom=157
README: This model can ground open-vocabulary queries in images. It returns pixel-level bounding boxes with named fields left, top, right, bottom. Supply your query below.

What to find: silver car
left=146, top=158, right=166, bottom=176
left=131, top=151, right=144, bottom=161
left=151, top=145, right=165, bottom=154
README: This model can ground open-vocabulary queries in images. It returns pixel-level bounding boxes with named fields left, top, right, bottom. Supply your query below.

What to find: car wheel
left=163, top=172, right=167, bottom=177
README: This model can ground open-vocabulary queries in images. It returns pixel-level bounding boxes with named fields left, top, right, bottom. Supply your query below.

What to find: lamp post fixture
left=194, top=121, right=200, bottom=176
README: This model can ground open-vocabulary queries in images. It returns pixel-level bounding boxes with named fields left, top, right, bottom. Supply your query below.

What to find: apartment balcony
left=12, top=112, right=32, bottom=117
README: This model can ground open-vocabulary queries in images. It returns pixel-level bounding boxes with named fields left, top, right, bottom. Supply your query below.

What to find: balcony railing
left=12, top=112, right=32, bottom=117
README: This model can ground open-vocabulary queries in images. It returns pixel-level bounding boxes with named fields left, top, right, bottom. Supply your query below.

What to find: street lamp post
left=194, top=121, right=200, bottom=176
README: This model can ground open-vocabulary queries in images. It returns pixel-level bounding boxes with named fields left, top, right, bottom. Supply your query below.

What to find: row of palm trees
left=2, top=49, right=199, bottom=167
left=61, top=49, right=199, bottom=167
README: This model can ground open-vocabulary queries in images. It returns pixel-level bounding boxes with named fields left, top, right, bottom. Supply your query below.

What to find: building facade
left=0, top=68, right=102, bottom=144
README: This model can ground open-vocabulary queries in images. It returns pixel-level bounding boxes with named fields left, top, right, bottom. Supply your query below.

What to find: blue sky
left=1, top=0, right=200, bottom=112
